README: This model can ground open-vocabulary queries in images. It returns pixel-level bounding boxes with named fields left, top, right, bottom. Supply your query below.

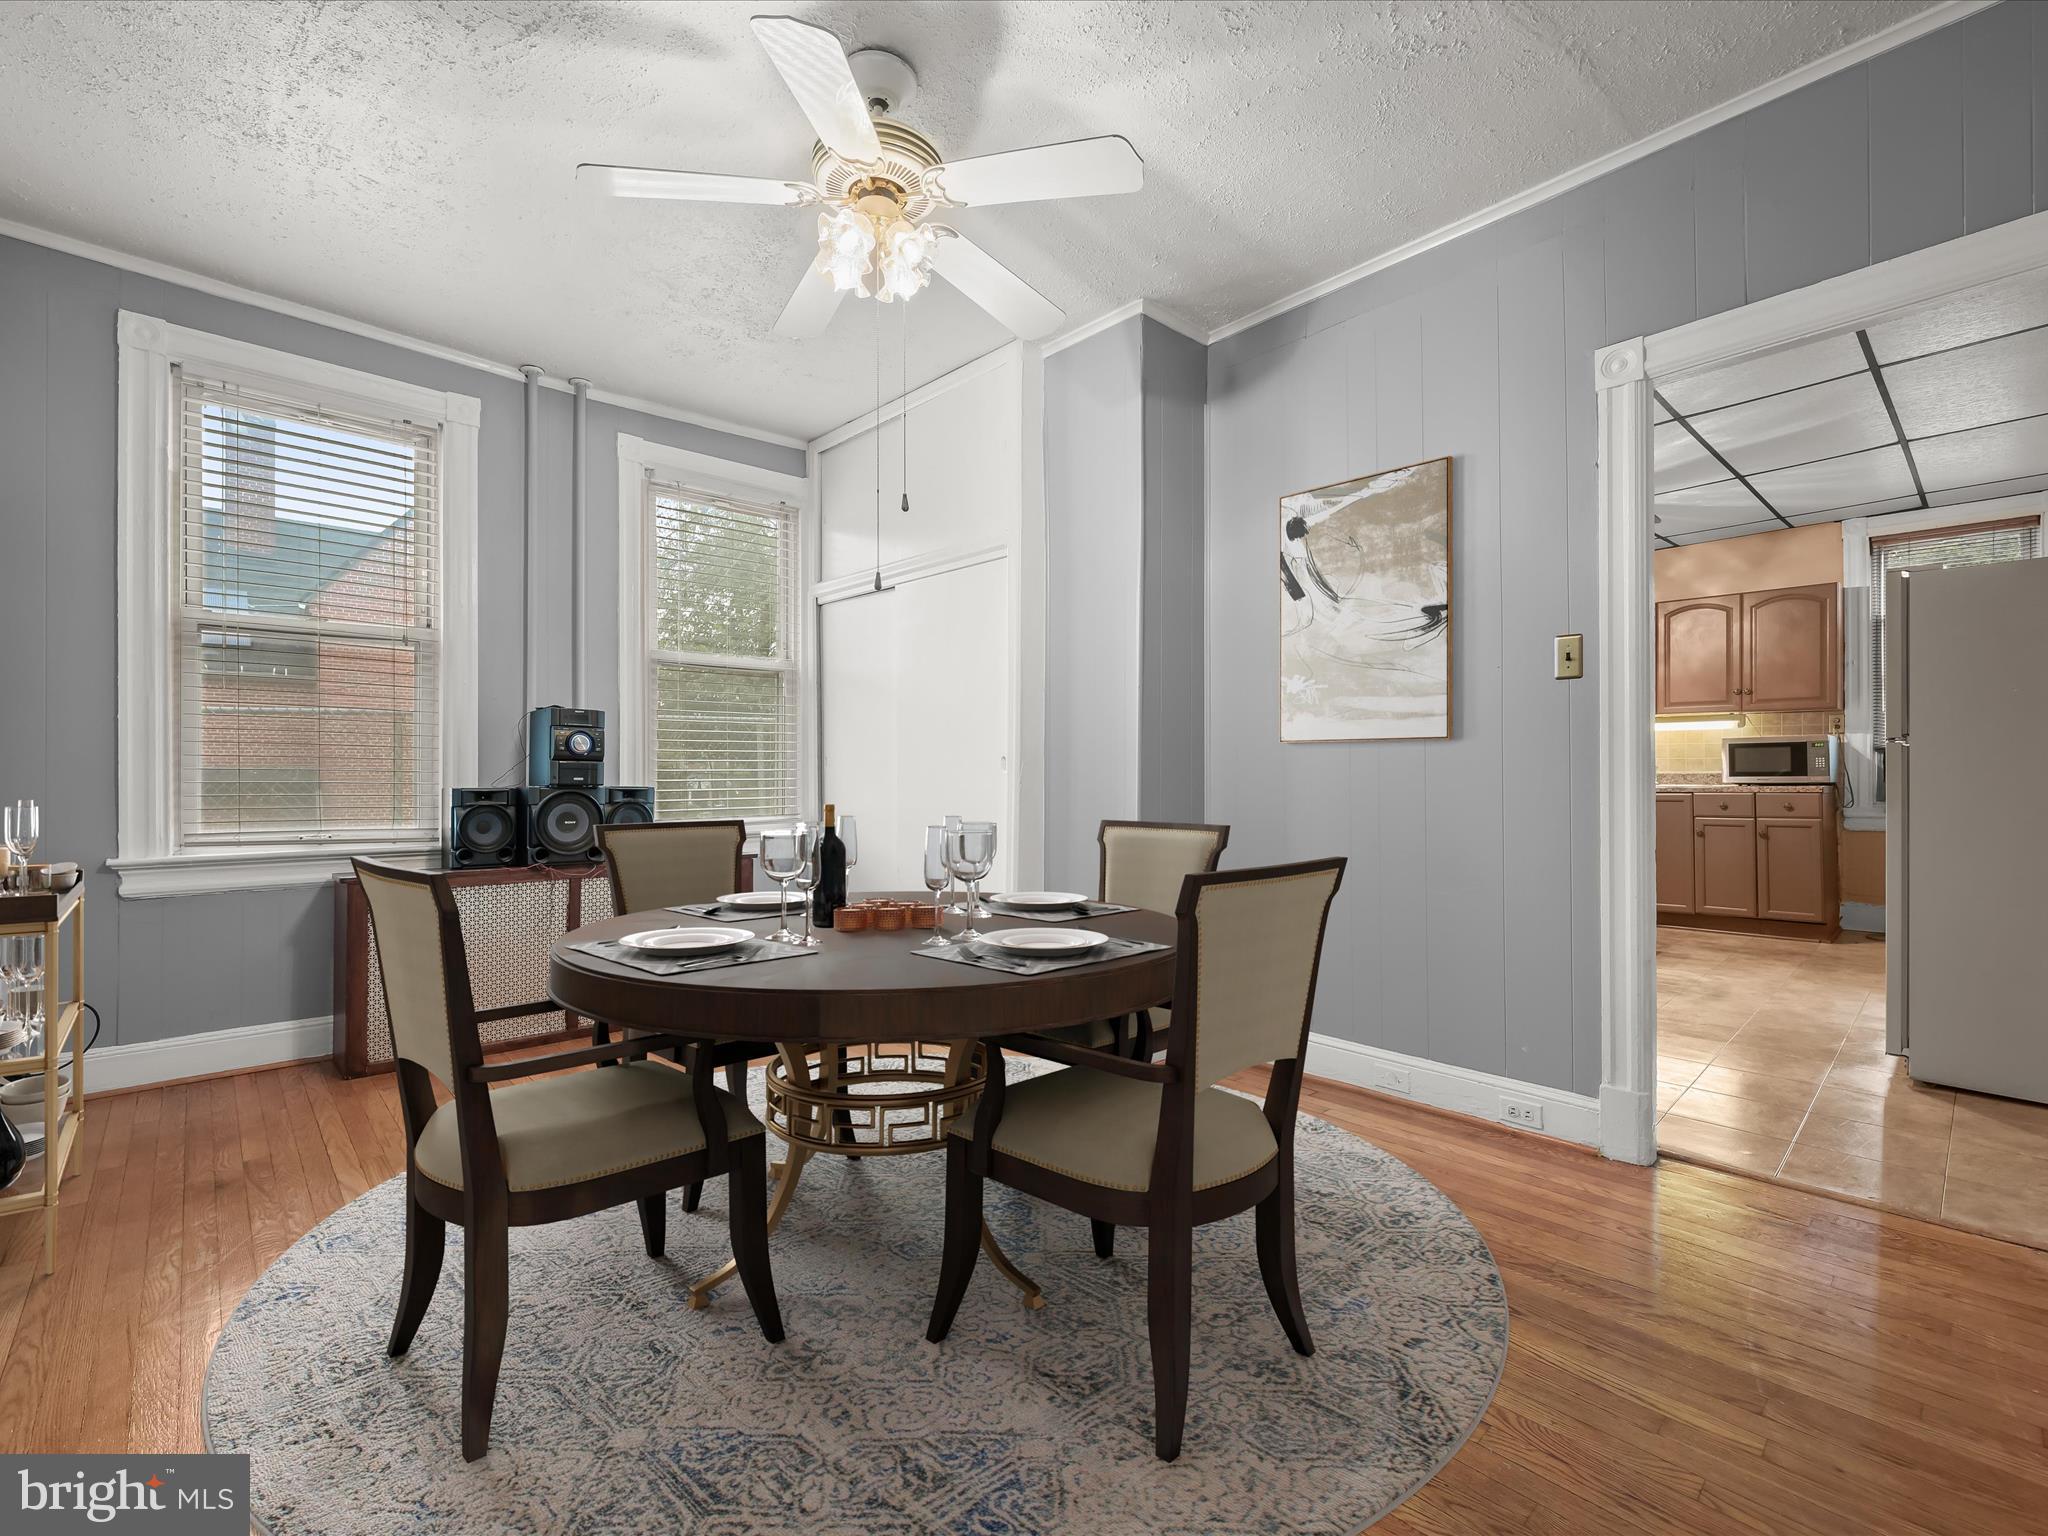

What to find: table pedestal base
left=687, top=1040, right=1043, bottom=1311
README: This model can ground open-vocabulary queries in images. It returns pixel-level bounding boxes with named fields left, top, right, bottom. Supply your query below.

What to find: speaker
left=521, top=785, right=604, bottom=865
left=449, top=788, right=528, bottom=868
left=528, top=705, right=605, bottom=787
left=599, top=786, right=656, bottom=825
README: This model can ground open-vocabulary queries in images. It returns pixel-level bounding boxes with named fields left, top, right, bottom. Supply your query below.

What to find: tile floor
left=1656, top=925, right=2048, bottom=1250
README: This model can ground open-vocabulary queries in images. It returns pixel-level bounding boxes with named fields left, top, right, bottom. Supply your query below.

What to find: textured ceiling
left=0, top=0, right=1936, bottom=440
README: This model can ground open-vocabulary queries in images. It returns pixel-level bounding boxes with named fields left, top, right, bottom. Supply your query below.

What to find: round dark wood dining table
left=548, top=891, right=1178, bottom=1307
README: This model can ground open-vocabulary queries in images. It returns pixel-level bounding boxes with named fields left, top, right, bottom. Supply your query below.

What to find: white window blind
left=1871, top=515, right=2038, bottom=795
left=176, top=373, right=442, bottom=847
left=646, top=480, right=799, bottom=822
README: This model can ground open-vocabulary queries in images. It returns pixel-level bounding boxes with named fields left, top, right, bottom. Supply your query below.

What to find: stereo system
left=528, top=704, right=606, bottom=788
left=447, top=707, right=653, bottom=867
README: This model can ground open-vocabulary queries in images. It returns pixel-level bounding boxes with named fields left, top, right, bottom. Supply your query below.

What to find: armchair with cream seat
left=928, top=856, right=1344, bottom=1462
left=354, top=859, right=782, bottom=1462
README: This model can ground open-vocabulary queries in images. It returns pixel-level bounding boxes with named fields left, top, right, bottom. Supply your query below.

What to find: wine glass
left=787, top=823, right=824, bottom=948
left=758, top=826, right=807, bottom=945
left=3, top=801, right=35, bottom=889
left=840, top=815, right=858, bottom=881
left=946, top=821, right=998, bottom=943
left=920, top=824, right=954, bottom=949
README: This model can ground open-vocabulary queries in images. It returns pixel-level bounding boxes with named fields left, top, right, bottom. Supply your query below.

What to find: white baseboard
left=83, top=1015, right=332, bottom=1094
left=1302, top=1032, right=1602, bottom=1149
left=1840, top=901, right=1886, bottom=933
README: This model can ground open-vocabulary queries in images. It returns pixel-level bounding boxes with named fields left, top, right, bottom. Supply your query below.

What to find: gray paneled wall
left=1202, top=3, right=2047, bottom=1097
left=0, top=231, right=800, bottom=1046
left=1042, top=314, right=1209, bottom=892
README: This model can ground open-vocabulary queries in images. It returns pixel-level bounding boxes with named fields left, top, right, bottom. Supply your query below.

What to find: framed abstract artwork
left=1279, top=455, right=1452, bottom=742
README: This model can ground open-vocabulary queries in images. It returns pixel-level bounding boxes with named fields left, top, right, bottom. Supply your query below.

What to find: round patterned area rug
left=205, top=1075, right=1506, bottom=1536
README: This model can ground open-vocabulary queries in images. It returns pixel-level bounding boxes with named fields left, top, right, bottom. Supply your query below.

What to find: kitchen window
left=113, top=313, right=479, bottom=896
left=1842, top=501, right=2042, bottom=830
left=615, top=437, right=811, bottom=826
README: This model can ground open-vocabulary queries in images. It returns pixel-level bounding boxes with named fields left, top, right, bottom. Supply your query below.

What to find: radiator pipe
left=569, top=377, right=590, bottom=705
left=520, top=364, right=543, bottom=716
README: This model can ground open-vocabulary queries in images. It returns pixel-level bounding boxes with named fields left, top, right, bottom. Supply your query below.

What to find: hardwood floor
left=1657, top=925, right=2048, bottom=1250
left=3, top=1059, right=2048, bottom=1534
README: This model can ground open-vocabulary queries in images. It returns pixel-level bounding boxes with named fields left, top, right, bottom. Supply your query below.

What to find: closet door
left=819, top=557, right=1012, bottom=892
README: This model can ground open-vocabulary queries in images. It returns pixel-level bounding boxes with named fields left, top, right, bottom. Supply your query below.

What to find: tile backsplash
left=1654, top=711, right=1838, bottom=776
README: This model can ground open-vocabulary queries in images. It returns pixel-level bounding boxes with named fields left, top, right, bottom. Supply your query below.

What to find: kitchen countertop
left=1657, top=777, right=1831, bottom=793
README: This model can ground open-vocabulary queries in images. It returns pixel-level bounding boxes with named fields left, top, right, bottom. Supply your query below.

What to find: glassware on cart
left=757, top=825, right=809, bottom=945
left=945, top=821, right=998, bottom=943
left=786, top=823, right=825, bottom=949
left=3, top=801, right=36, bottom=890
left=920, top=825, right=954, bottom=949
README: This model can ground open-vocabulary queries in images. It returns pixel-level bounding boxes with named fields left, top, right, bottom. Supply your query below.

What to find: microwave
left=1722, top=735, right=1839, bottom=785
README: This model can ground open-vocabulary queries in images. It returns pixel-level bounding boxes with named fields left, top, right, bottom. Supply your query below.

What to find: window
left=646, top=482, right=799, bottom=821
left=115, top=313, right=478, bottom=896
left=1842, top=501, right=2041, bottom=829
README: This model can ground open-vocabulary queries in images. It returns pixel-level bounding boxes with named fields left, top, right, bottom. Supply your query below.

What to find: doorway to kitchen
left=1595, top=211, right=2048, bottom=1250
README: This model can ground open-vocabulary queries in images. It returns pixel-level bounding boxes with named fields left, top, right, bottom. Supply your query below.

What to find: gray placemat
left=980, top=899, right=1138, bottom=924
left=912, top=935, right=1168, bottom=976
left=668, top=901, right=800, bottom=924
left=571, top=936, right=822, bottom=977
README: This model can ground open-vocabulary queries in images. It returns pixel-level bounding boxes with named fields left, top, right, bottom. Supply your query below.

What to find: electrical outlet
left=1371, top=1066, right=1412, bottom=1096
left=1501, top=1097, right=1543, bottom=1130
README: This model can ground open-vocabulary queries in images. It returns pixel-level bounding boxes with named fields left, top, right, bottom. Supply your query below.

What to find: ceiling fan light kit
left=579, top=14, right=1144, bottom=342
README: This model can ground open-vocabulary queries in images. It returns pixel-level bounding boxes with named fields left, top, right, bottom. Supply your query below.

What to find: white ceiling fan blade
left=775, top=268, right=846, bottom=339
left=928, top=136, right=1143, bottom=207
left=750, top=15, right=881, bottom=165
left=578, top=164, right=810, bottom=205
left=929, top=234, right=1064, bottom=340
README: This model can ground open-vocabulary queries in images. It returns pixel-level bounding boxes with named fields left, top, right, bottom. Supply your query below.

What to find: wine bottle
left=814, top=804, right=848, bottom=925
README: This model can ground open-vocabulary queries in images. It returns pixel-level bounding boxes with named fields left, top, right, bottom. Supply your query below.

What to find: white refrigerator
left=1884, top=557, right=2048, bottom=1104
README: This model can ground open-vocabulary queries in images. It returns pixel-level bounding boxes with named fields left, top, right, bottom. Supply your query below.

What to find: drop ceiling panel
left=1691, top=372, right=1894, bottom=477
left=1665, top=518, right=1788, bottom=545
left=1653, top=479, right=1771, bottom=537
left=1911, top=416, right=2048, bottom=492
left=1865, top=266, right=2048, bottom=362
left=1654, top=421, right=1721, bottom=492
left=1887, top=327, right=2048, bottom=439
left=1745, top=443, right=1914, bottom=515
left=1656, top=332, right=1866, bottom=417
left=1925, top=473, right=2048, bottom=507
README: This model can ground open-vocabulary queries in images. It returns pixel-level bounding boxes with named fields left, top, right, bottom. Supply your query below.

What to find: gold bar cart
left=0, top=885, right=85, bottom=1274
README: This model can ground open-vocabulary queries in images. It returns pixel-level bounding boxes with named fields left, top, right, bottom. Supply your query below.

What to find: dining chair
left=1038, top=818, right=1230, bottom=1256
left=599, top=817, right=770, bottom=1208
left=353, top=859, right=783, bottom=1462
left=928, top=855, right=1344, bottom=1462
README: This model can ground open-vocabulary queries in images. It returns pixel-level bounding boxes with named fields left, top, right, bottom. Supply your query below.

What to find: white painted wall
left=812, top=345, right=1043, bottom=892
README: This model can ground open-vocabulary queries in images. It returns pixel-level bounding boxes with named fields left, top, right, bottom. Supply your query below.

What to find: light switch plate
left=1554, top=634, right=1584, bottom=680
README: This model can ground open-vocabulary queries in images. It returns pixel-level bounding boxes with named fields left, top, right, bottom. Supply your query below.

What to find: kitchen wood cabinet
left=1654, top=582, right=1840, bottom=714
left=1693, top=817, right=1760, bottom=917
left=1656, top=594, right=1742, bottom=713
left=1757, top=817, right=1830, bottom=922
left=1744, top=583, right=1840, bottom=711
left=1655, top=795, right=1695, bottom=914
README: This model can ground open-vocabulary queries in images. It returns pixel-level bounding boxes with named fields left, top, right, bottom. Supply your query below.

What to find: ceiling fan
left=578, top=14, right=1143, bottom=341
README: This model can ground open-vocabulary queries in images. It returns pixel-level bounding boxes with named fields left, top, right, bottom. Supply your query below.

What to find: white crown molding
left=0, top=213, right=807, bottom=451
left=1040, top=299, right=1207, bottom=357
left=1205, top=0, right=1993, bottom=346
left=1301, top=1033, right=1603, bottom=1149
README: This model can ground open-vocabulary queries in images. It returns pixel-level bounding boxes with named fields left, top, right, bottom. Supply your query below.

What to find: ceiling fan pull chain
left=901, top=300, right=911, bottom=520
left=874, top=297, right=885, bottom=592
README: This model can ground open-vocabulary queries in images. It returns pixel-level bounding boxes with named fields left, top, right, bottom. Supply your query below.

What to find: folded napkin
left=913, top=935, right=1168, bottom=976
left=571, top=937, right=820, bottom=977
left=980, top=899, right=1138, bottom=924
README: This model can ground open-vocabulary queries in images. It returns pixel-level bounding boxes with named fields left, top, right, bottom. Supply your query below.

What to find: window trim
left=1840, top=493, right=2046, bottom=832
left=111, top=311, right=480, bottom=897
left=614, top=436, right=815, bottom=831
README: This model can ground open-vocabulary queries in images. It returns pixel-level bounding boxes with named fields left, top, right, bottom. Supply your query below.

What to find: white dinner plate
left=987, top=890, right=1090, bottom=910
left=618, top=927, right=753, bottom=955
left=714, top=891, right=792, bottom=909
left=976, top=928, right=1108, bottom=956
